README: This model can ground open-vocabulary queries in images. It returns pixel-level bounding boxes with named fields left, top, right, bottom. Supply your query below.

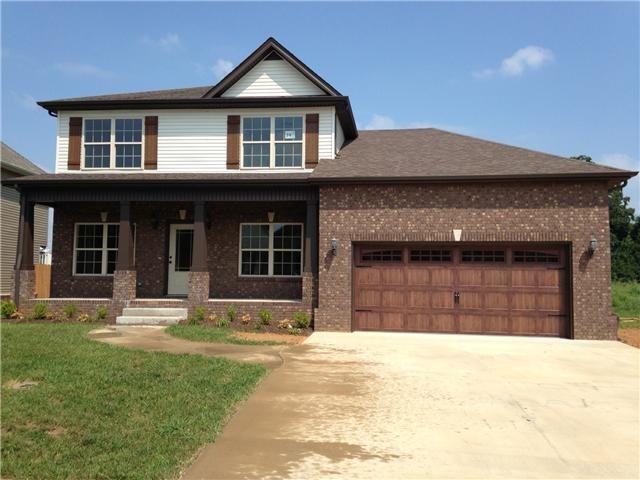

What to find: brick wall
left=315, top=181, right=615, bottom=340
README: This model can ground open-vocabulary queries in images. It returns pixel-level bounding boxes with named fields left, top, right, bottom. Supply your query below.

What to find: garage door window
left=513, top=250, right=560, bottom=264
left=361, top=250, right=403, bottom=262
left=461, top=250, right=505, bottom=263
left=410, top=249, right=452, bottom=262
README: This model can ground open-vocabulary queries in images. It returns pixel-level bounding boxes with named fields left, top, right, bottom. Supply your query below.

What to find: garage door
left=353, top=244, right=569, bottom=337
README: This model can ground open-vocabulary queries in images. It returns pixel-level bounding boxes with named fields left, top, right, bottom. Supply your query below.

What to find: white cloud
left=362, top=114, right=467, bottom=133
left=142, top=33, right=182, bottom=53
left=14, top=92, right=38, bottom=111
left=473, top=46, right=554, bottom=79
left=53, top=62, right=113, bottom=78
left=211, top=59, right=233, bottom=79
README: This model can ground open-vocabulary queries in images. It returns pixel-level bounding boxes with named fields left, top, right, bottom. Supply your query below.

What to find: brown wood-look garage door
left=353, top=244, right=570, bottom=337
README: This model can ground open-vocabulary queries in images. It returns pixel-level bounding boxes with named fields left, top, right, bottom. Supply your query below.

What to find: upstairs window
left=242, top=116, right=304, bottom=168
left=84, top=118, right=143, bottom=169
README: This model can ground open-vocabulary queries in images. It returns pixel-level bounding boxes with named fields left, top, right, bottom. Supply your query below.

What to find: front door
left=168, top=224, right=194, bottom=295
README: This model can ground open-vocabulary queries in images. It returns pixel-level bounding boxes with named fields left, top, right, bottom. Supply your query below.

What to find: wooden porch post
left=116, top=201, right=134, bottom=270
left=14, top=196, right=35, bottom=307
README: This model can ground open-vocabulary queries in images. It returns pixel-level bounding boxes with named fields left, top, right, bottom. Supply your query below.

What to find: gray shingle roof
left=311, top=129, right=635, bottom=181
left=1, top=142, right=46, bottom=175
left=42, top=86, right=211, bottom=103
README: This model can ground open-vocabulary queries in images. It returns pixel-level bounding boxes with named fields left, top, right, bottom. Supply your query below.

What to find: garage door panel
left=381, top=290, right=405, bottom=308
left=380, top=312, right=403, bottom=330
left=406, top=313, right=430, bottom=331
left=356, top=289, right=381, bottom=308
left=459, top=315, right=483, bottom=333
left=354, top=244, right=568, bottom=337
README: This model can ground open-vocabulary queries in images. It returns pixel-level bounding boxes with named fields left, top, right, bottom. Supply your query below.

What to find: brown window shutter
left=305, top=113, right=319, bottom=168
left=68, top=117, right=82, bottom=170
left=227, top=115, right=240, bottom=169
left=144, top=116, right=158, bottom=170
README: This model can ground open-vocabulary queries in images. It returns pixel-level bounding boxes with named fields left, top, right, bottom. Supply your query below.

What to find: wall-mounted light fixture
left=453, top=229, right=462, bottom=242
left=268, top=211, right=275, bottom=223
left=588, top=237, right=597, bottom=256
left=330, top=238, right=338, bottom=256
left=100, top=211, right=108, bottom=222
left=179, top=209, right=187, bottom=221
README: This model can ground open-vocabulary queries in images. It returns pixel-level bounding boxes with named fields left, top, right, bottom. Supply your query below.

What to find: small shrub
left=207, top=314, right=218, bottom=323
left=258, top=309, right=272, bottom=326
left=10, top=310, right=24, bottom=321
left=226, top=305, right=237, bottom=322
left=188, top=306, right=206, bottom=325
left=216, top=316, right=230, bottom=328
left=62, top=303, right=77, bottom=319
left=240, top=313, right=251, bottom=325
left=1, top=300, right=17, bottom=319
left=31, top=303, right=48, bottom=320
left=95, top=306, right=108, bottom=320
left=288, top=326, right=302, bottom=336
left=253, top=322, right=264, bottom=331
left=293, top=311, right=310, bottom=329
left=277, top=319, right=292, bottom=329
left=77, top=313, right=91, bottom=323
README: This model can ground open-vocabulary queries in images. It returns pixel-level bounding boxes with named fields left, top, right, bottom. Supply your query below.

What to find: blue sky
left=2, top=1, right=638, bottom=209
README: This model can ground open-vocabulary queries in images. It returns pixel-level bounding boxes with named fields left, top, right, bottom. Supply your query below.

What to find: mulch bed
left=232, top=331, right=308, bottom=344
left=618, top=328, right=640, bottom=348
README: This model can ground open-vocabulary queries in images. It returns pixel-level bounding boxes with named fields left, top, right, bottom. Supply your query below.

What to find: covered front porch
left=14, top=178, right=318, bottom=321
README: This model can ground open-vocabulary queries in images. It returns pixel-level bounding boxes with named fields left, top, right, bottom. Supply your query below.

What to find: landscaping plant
left=95, top=306, right=108, bottom=321
left=293, top=311, right=310, bottom=329
left=30, top=303, right=48, bottom=320
left=1, top=300, right=17, bottom=319
left=226, top=305, right=237, bottom=322
left=189, top=306, right=207, bottom=325
left=62, top=303, right=77, bottom=319
left=258, top=309, right=272, bottom=325
left=240, top=313, right=251, bottom=325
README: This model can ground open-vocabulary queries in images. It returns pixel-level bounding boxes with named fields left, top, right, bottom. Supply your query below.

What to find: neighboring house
left=1, top=142, right=49, bottom=298
left=5, top=38, right=636, bottom=339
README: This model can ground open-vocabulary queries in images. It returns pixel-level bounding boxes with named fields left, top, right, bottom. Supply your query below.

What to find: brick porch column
left=14, top=196, right=35, bottom=308
left=188, top=201, right=209, bottom=307
left=303, top=200, right=318, bottom=311
left=113, top=201, right=136, bottom=303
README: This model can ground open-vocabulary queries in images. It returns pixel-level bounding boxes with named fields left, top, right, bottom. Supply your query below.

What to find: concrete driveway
left=182, top=332, right=639, bottom=479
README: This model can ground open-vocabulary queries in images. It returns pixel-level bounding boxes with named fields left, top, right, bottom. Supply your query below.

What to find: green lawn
left=613, top=281, right=640, bottom=328
left=1, top=323, right=266, bottom=479
left=166, top=324, right=281, bottom=345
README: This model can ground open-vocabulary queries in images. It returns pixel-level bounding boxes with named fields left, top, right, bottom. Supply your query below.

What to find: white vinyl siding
left=222, top=60, right=325, bottom=97
left=55, top=107, right=336, bottom=173
left=335, top=115, right=345, bottom=154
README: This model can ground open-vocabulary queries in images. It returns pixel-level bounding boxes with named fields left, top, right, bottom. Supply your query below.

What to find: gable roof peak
left=203, top=37, right=341, bottom=98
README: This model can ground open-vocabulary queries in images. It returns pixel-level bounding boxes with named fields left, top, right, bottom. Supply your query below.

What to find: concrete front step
left=116, top=315, right=182, bottom=326
left=122, top=307, right=188, bottom=318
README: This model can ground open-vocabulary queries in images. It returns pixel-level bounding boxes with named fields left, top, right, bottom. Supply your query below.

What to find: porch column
left=303, top=200, right=318, bottom=310
left=188, top=201, right=209, bottom=307
left=14, top=196, right=35, bottom=307
left=113, top=201, right=136, bottom=303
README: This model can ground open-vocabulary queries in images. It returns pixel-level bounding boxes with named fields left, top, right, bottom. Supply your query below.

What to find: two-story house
left=7, top=37, right=636, bottom=339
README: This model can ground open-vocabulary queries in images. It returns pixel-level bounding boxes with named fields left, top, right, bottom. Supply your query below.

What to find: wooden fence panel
left=34, top=264, right=51, bottom=298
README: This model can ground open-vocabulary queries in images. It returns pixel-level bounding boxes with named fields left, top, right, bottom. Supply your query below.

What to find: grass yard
left=1, top=323, right=266, bottom=480
left=613, top=281, right=640, bottom=326
left=166, top=324, right=283, bottom=345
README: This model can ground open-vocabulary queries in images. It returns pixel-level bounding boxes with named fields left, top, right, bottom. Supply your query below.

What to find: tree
left=572, top=155, right=640, bottom=281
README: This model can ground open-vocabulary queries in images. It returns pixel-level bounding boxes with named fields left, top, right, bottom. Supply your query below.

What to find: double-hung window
left=73, top=223, right=135, bottom=275
left=84, top=118, right=143, bottom=169
left=239, top=223, right=303, bottom=276
left=242, top=116, right=304, bottom=168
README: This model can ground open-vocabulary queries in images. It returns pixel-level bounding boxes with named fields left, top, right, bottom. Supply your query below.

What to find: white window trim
left=240, top=115, right=305, bottom=170
left=72, top=223, right=136, bottom=276
left=82, top=117, right=145, bottom=170
left=238, top=222, right=304, bottom=277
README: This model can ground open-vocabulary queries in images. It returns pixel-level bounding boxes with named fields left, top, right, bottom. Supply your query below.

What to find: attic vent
left=264, top=50, right=283, bottom=61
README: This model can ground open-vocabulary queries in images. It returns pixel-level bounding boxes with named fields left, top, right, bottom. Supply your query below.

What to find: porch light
left=588, top=237, right=597, bottom=256
left=268, top=211, right=275, bottom=223
left=179, top=209, right=187, bottom=221
left=330, top=238, right=338, bottom=256
left=100, top=211, right=108, bottom=222
left=453, top=229, right=462, bottom=242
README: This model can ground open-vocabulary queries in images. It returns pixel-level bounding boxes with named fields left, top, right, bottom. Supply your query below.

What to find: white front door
left=168, top=224, right=194, bottom=295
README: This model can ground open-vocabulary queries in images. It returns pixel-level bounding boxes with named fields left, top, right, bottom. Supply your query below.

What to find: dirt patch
left=233, top=331, right=308, bottom=344
left=618, top=328, right=640, bottom=348
left=46, top=426, right=67, bottom=437
left=4, top=379, right=39, bottom=390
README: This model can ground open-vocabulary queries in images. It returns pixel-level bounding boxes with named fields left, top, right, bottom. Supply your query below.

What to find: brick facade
left=315, top=181, right=615, bottom=340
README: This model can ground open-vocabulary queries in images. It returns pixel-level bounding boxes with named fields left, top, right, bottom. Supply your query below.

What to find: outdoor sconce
left=100, top=211, right=108, bottom=222
left=267, top=211, right=275, bottom=223
left=330, top=238, right=338, bottom=256
left=588, top=237, right=597, bottom=256
left=179, top=209, right=187, bottom=221
left=150, top=212, right=159, bottom=230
